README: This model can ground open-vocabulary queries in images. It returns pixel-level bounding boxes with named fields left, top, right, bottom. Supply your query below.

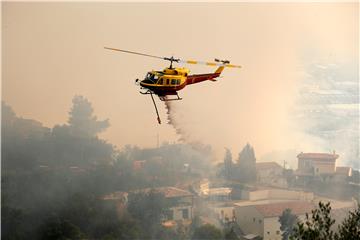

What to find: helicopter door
left=157, top=78, right=163, bottom=85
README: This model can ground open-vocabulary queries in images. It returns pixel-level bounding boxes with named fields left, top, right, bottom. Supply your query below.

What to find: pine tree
left=224, top=148, right=233, bottom=180
left=237, top=143, right=257, bottom=182
left=279, top=209, right=298, bottom=240
left=68, top=95, right=109, bottom=138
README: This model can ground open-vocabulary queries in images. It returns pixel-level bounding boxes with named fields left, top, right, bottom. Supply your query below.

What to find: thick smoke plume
left=163, top=100, right=215, bottom=161
left=164, top=99, right=188, bottom=143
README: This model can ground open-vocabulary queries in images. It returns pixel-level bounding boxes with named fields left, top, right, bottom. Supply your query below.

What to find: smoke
left=164, top=99, right=189, bottom=143
left=291, top=58, right=359, bottom=168
left=163, top=99, right=215, bottom=160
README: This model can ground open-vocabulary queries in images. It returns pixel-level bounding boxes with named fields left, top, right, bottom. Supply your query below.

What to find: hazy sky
left=2, top=3, right=358, bottom=164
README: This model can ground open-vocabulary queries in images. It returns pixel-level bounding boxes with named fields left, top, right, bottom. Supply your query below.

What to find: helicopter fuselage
left=139, top=66, right=222, bottom=97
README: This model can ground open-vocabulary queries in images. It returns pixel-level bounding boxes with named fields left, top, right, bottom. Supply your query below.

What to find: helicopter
left=104, top=47, right=241, bottom=124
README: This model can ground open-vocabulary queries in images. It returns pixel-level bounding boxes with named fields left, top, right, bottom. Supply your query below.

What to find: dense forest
left=1, top=96, right=212, bottom=239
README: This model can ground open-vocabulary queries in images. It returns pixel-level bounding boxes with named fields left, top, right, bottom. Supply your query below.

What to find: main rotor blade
left=178, top=59, right=241, bottom=68
left=104, top=47, right=165, bottom=60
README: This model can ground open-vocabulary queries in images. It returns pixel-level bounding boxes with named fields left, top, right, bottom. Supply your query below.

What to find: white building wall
left=314, top=162, right=335, bottom=175
left=263, top=217, right=282, bottom=240
left=235, top=206, right=264, bottom=237
left=171, top=205, right=193, bottom=221
left=212, top=206, right=235, bottom=223
left=263, top=214, right=307, bottom=240
left=249, top=190, right=270, bottom=201
left=247, top=189, right=314, bottom=202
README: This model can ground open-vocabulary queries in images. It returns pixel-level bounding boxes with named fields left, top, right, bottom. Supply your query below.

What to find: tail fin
left=214, top=59, right=229, bottom=74
left=215, top=66, right=225, bottom=74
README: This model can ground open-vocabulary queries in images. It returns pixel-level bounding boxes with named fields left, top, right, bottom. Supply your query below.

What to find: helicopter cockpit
left=143, top=72, right=159, bottom=84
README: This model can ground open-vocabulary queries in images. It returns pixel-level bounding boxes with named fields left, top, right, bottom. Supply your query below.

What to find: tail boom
left=186, top=72, right=220, bottom=85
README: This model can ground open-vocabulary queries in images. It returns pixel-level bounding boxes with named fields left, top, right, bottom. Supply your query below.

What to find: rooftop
left=256, top=162, right=283, bottom=170
left=102, top=191, right=128, bottom=201
left=133, top=186, right=193, bottom=198
left=254, top=201, right=314, bottom=218
left=297, top=152, right=339, bottom=160
left=207, top=187, right=232, bottom=196
left=234, top=199, right=299, bottom=207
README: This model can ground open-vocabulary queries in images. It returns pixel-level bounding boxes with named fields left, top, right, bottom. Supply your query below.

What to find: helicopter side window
left=171, top=79, right=176, bottom=85
left=166, top=79, right=170, bottom=85
left=176, top=80, right=180, bottom=85
left=157, top=79, right=163, bottom=85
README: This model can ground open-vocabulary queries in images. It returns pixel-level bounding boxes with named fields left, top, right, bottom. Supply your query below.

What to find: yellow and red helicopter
left=105, top=47, right=241, bottom=124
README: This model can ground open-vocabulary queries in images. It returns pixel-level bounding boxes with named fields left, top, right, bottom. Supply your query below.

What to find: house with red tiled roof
left=256, top=162, right=287, bottom=188
left=297, top=152, right=339, bottom=176
left=103, top=186, right=194, bottom=224
left=132, top=187, right=194, bottom=222
left=234, top=201, right=314, bottom=240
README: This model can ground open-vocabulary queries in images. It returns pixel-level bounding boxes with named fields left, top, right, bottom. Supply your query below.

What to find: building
left=206, top=187, right=232, bottom=202
left=102, top=191, right=129, bottom=218
left=256, top=162, right=287, bottom=188
left=210, top=202, right=236, bottom=225
left=241, top=188, right=314, bottom=202
left=133, top=160, right=146, bottom=171
left=134, top=186, right=194, bottom=222
left=103, top=186, right=194, bottom=223
left=297, top=152, right=339, bottom=176
left=234, top=201, right=314, bottom=240
left=334, top=166, right=352, bottom=182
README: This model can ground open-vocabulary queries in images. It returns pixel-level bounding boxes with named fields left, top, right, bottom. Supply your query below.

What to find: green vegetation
left=236, top=143, right=257, bottom=183
left=220, top=143, right=257, bottom=183
left=191, top=224, right=223, bottom=240
left=290, top=202, right=360, bottom=240
left=279, top=209, right=299, bottom=240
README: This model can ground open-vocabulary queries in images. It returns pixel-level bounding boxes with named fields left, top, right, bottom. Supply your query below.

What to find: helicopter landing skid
left=148, top=92, right=161, bottom=124
left=159, top=94, right=182, bottom=101
left=140, top=90, right=182, bottom=124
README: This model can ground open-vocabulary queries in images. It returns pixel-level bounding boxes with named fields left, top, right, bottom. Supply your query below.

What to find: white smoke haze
left=154, top=3, right=359, bottom=168
left=3, top=3, right=358, bottom=168
left=290, top=56, right=359, bottom=168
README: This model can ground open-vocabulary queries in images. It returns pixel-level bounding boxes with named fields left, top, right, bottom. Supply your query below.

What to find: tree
left=191, top=224, right=222, bottom=240
left=224, top=148, right=233, bottom=180
left=127, top=190, right=171, bottom=238
left=68, top=95, right=109, bottom=138
left=236, top=143, right=257, bottom=182
left=335, top=204, right=360, bottom=240
left=291, top=201, right=335, bottom=240
left=1, top=205, right=26, bottom=240
left=279, top=208, right=299, bottom=240
left=48, top=96, right=114, bottom=166
left=39, top=217, right=83, bottom=240
left=224, top=227, right=239, bottom=240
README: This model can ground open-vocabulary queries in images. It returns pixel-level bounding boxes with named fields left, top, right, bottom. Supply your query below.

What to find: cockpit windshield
left=145, top=73, right=159, bottom=83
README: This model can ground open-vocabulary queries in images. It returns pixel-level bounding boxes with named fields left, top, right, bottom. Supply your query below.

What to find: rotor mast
left=163, top=56, right=179, bottom=69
